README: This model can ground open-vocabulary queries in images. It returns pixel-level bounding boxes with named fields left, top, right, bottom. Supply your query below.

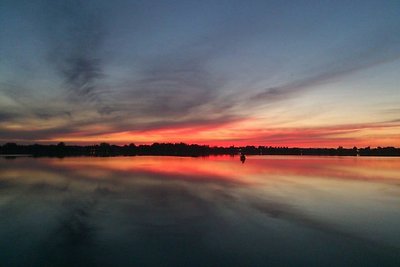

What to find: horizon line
left=1, top=142, right=399, bottom=150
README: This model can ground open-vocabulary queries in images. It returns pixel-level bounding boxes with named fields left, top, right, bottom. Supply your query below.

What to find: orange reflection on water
left=243, top=156, right=400, bottom=182
left=44, top=155, right=400, bottom=185
left=46, top=156, right=257, bottom=184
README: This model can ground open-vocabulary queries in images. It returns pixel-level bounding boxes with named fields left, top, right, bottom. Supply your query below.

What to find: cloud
left=0, top=111, right=21, bottom=121
left=43, top=0, right=111, bottom=113
left=127, top=60, right=219, bottom=117
left=1, top=1, right=400, bottom=144
left=249, top=24, right=400, bottom=105
left=33, top=110, right=72, bottom=120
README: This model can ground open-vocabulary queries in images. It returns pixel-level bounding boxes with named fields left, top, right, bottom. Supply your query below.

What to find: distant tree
left=4, top=142, right=17, bottom=148
left=100, top=142, right=110, bottom=147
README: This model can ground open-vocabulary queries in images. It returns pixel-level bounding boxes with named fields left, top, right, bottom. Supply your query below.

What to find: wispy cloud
left=249, top=27, right=400, bottom=105
left=43, top=0, right=111, bottom=113
left=123, top=58, right=221, bottom=118
left=1, top=0, right=400, bottom=144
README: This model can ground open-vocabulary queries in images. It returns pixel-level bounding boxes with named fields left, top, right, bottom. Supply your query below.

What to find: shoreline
left=2, top=154, right=400, bottom=158
left=1, top=143, right=399, bottom=157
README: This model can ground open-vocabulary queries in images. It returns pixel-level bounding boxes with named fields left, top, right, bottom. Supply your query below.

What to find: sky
left=0, top=0, right=399, bottom=147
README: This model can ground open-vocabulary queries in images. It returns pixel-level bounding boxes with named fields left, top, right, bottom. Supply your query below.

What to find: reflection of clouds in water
left=94, top=186, right=116, bottom=196
left=0, top=157, right=400, bottom=266
left=0, top=179, right=13, bottom=190
left=125, top=184, right=213, bottom=226
left=57, top=198, right=96, bottom=247
left=247, top=197, right=400, bottom=257
left=30, top=182, right=69, bottom=193
left=37, top=197, right=98, bottom=267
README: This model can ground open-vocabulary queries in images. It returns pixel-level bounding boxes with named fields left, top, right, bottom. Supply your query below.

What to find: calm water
left=0, top=156, right=399, bottom=267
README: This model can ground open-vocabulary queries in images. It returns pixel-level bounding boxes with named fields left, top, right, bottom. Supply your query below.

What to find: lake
left=0, top=155, right=399, bottom=266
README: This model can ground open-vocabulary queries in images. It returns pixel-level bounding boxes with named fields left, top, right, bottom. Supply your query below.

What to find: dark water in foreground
left=0, top=156, right=399, bottom=267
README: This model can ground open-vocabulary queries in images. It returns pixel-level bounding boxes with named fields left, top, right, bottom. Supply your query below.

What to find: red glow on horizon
left=11, top=117, right=397, bottom=148
left=44, top=126, right=400, bottom=149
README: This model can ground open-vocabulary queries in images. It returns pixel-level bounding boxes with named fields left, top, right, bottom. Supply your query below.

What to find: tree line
left=0, top=142, right=399, bottom=157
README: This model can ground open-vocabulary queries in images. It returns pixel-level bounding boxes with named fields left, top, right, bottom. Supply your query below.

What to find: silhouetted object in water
left=240, top=153, right=246, bottom=163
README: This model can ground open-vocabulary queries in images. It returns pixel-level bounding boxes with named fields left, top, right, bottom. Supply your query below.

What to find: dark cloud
left=62, top=57, right=103, bottom=101
left=131, top=63, right=217, bottom=117
left=111, top=32, right=229, bottom=121
left=43, top=0, right=110, bottom=113
left=33, top=110, right=72, bottom=120
left=132, top=115, right=242, bottom=132
left=0, top=111, right=21, bottom=121
left=0, top=126, right=79, bottom=142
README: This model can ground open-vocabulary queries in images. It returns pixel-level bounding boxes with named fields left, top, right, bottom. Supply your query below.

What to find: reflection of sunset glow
left=1, top=157, right=400, bottom=267
left=46, top=156, right=255, bottom=184
left=44, top=156, right=400, bottom=185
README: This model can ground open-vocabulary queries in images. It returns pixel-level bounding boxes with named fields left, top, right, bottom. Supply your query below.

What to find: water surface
left=1, top=156, right=399, bottom=266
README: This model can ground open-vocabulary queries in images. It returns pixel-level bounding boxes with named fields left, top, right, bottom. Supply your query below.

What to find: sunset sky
left=1, top=0, right=399, bottom=147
